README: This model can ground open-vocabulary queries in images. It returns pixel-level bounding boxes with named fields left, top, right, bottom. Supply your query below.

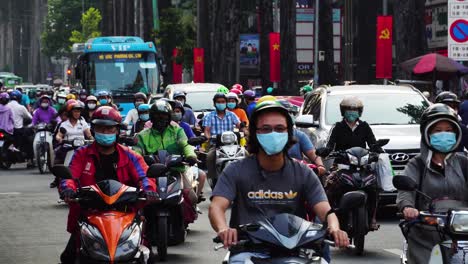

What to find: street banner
left=172, top=48, right=182, bottom=84
left=448, top=0, right=468, bottom=60
left=376, top=16, right=393, bottom=79
left=193, top=48, right=205, bottom=83
left=269, top=32, right=281, bottom=82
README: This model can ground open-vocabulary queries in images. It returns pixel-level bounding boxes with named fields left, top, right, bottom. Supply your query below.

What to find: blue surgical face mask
left=256, top=132, right=288, bottom=155
left=227, top=102, right=236, bottom=109
left=58, top=98, right=66, bottom=104
left=94, top=132, right=116, bottom=146
left=139, top=113, right=150, bottom=121
left=172, top=112, right=183, bottom=122
left=344, top=110, right=360, bottom=123
left=216, top=103, right=227, bottom=111
left=430, top=132, right=457, bottom=153
left=99, top=99, right=108, bottom=105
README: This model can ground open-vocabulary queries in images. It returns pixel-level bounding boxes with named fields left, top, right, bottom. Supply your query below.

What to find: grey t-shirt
left=212, top=156, right=327, bottom=227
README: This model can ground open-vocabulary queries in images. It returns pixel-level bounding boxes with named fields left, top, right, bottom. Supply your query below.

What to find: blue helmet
left=96, top=90, right=110, bottom=97
left=10, top=90, right=22, bottom=101
left=137, top=103, right=150, bottom=112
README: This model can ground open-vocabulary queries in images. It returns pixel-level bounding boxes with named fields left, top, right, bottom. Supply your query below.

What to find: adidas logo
left=247, top=189, right=298, bottom=200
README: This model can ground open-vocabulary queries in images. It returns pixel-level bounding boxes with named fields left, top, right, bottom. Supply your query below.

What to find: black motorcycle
left=0, top=129, right=29, bottom=169
left=213, top=192, right=364, bottom=264
left=317, top=139, right=389, bottom=255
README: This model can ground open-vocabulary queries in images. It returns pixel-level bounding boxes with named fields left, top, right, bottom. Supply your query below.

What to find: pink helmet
left=231, top=83, right=243, bottom=92
left=230, top=88, right=242, bottom=95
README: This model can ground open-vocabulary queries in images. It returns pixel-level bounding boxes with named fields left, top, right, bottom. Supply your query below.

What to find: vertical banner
left=376, top=16, right=393, bottom=79
left=193, top=48, right=205, bottom=83
left=269, top=32, right=281, bottom=82
left=172, top=48, right=182, bottom=84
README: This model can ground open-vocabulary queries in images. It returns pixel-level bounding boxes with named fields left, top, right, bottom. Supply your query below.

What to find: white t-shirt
left=7, top=100, right=32, bottom=129
left=123, top=108, right=139, bottom=126
left=59, top=117, right=89, bottom=141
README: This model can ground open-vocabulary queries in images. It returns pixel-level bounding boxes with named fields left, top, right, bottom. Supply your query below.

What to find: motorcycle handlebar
left=323, top=239, right=356, bottom=249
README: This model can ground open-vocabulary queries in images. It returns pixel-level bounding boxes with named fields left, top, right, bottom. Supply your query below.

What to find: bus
left=74, top=36, right=160, bottom=117
left=0, top=72, right=23, bottom=89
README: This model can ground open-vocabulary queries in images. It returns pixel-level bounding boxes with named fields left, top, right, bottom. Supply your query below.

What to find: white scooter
left=33, top=123, right=55, bottom=174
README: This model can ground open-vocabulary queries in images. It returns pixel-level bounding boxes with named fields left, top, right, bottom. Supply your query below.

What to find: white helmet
left=339, top=96, right=363, bottom=116
left=226, top=92, right=239, bottom=103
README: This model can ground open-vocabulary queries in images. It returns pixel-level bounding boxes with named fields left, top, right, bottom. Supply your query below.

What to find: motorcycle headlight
left=37, top=123, right=46, bottom=130
left=80, top=223, right=110, bottom=261
left=115, top=223, right=140, bottom=261
left=347, top=153, right=359, bottom=165
left=221, top=132, right=237, bottom=145
left=360, top=154, right=369, bottom=165
left=73, top=138, right=85, bottom=147
left=450, top=210, right=468, bottom=234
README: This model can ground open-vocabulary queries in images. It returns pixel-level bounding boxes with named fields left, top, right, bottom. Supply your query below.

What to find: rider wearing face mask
left=123, top=92, right=148, bottom=127
left=82, top=95, right=98, bottom=123
left=397, top=103, right=468, bottom=263
left=96, top=90, right=118, bottom=110
left=32, top=95, right=60, bottom=126
left=133, top=103, right=150, bottom=134
left=209, top=101, right=349, bottom=263
left=54, top=92, right=67, bottom=112
left=226, top=92, right=249, bottom=127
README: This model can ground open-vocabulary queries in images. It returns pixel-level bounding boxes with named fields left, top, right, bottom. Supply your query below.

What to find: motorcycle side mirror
left=316, top=147, right=331, bottom=157
left=375, top=139, right=390, bottom=147
left=144, top=155, right=157, bottom=166
left=51, top=165, right=73, bottom=179
left=60, top=127, right=67, bottom=134
left=167, top=155, right=184, bottom=168
left=392, top=175, right=417, bottom=191
left=197, top=113, right=204, bottom=119
left=338, top=191, right=367, bottom=210
left=295, top=115, right=319, bottom=128
left=146, top=164, right=168, bottom=178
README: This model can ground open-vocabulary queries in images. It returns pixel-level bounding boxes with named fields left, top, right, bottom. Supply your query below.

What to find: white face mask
left=40, top=103, right=49, bottom=108
left=87, top=103, right=96, bottom=110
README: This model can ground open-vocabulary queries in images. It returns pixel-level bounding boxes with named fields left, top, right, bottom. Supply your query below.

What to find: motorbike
left=393, top=175, right=468, bottom=264
left=0, top=129, right=28, bottom=169
left=213, top=191, right=364, bottom=264
left=56, top=127, right=93, bottom=167
left=144, top=152, right=199, bottom=261
left=34, top=123, right=55, bottom=174
left=208, top=131, right=247, bottom=189
left=52, top=166, right=151, bottom=264
left=316, top=138, right=389, bottom=255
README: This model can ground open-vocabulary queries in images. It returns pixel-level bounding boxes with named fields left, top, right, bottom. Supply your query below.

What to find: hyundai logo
left=390, top=153, right=410, bottom=162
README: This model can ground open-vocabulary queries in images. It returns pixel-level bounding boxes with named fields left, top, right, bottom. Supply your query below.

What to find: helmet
left=277, top=99, right=297, bottom=114
left=420, top=103, right=462, bottom=153
left=10, top=90, right=22, bottom=101
left=243, top=90, right=256, bottom=99
left=172, top=101, right=185, bottom=115
left=302, top=85, right=313, bottom=93
left=256, top=95, right=276, bottom=105
left=226, top=92, right=239, bottom=101
left=57, top=92, right=67, bottom=99
left=79, top=89, right=87, bottom=96
left=66, top=99, right=84, bottom=112
left=134, top=92, right=148, bottom=103
left=0, top=92, right=10, bottom=100
left=39, top=95, right=51, bottom=103
left=266, top=87, right=274, bottom=94
left=339, top=96, right=364, bottom=116
left=85, top=95, right=97, bottom=102
left=66, top=94, right=76, bottom=100
left=96, top=90, right=110, bottom=98
left=173, top=91, right=186, bottom=100
left=150, top=99, right=173, bottom=118
left=230, top=88, right=242, bottom=95
left=70, top=89, right=79, bottom=96
left=137, top=104, right=150, bottom=113
left=217, top=86, right=229, bottom=94
left=435, top=91, right=460, bottom=106
left=212, top=92, right=227, bottom=103
left=231, top=83, right=243, bottom=92
left=91, top=106, right=122, bottom=126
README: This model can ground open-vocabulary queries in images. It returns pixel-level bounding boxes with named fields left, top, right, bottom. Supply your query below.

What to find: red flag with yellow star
left=193, top=48, right=205, bottom=83
left=269, top=32, right=280, bottom=82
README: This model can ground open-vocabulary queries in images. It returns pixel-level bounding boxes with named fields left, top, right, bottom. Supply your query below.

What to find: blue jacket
left=460, top=100, right=468, bottom=125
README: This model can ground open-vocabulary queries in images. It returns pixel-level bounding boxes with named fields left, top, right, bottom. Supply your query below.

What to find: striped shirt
left=203, top=110, right=240, bottom=136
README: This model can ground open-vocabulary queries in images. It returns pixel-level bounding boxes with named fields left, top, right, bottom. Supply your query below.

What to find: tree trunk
left=318, top=0, right=337, bottom=85
left=259, top=0, right=273, bottom=91
left=394, top=0, right=427, bottom=79
left=355, top=0, right=377, bottom=84
left=279, top=0, right=297, bottom=94
left=198, top=0, right=211, bottom=82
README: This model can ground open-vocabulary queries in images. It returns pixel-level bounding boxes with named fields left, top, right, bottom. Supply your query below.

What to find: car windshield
left=325, top=93, right=429, bottom=125
left=185, top=91, right=216, bottom=111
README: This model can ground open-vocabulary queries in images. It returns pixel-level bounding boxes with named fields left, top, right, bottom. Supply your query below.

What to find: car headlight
left=73, top=138, right=85, bottom=147
left=80, top=223, right=110, bottom=261
left=347, top=153, right=359, bottom=165
left=450, top=210, right=468, bottom=233
left=221, top=131, right=237, bottom=145
left=360, top=154, right=369, bottom=165
left=115, top=223, right=140, bottom=261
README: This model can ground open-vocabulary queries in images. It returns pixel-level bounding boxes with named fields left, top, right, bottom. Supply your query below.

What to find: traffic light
left=66, top=68, right=72, bottom=76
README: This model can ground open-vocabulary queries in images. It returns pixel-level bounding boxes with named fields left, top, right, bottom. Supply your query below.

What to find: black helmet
left=134, top=92, right=148, bottom=103
left=173, top=91, right=186, bottom=100
left=434, top=91, right=460, bottom=105
left=212, top=92, right=227, bottom=104
left=149, top=99, right=173, bottom=119
left=420, top=103, right=462, bottom=153
left=248, top=101, right=294, bottom=154
left=172, top=101, right=185, bottom=116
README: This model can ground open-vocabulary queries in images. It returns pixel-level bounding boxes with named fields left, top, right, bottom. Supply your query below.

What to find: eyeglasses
left=256, top=125, right=288, bottom=134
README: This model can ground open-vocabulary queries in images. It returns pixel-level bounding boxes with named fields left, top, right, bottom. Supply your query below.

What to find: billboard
left=240, top=34, right=260, bottom=69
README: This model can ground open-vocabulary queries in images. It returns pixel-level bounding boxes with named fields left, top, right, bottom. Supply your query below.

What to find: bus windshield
left=84, top=52, right=158, bottom=96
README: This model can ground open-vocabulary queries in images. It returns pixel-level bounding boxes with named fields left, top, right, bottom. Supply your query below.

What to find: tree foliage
left=70, top=7, right=102, bottom=45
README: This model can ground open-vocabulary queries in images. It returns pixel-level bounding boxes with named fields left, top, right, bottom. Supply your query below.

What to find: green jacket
left=136, top=125, right=196, bottom=171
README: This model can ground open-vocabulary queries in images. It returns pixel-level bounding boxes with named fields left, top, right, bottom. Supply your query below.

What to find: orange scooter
left=54, top=166, right=152, bottom=264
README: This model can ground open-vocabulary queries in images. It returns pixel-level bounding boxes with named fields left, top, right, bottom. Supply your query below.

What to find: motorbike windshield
left=96, top=180, right=124, bottom=197
left=267, top=213, right=305, bottom=238
left=346, top=147, right=369, bottom=158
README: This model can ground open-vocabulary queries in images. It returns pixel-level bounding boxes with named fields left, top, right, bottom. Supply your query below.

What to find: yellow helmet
left=256, top=95, right=277, bottom=106
left=66, top=94, right=76, bottom=101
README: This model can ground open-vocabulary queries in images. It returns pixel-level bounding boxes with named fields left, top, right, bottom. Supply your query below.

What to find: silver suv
left=297, top=84, right=430, bottom=204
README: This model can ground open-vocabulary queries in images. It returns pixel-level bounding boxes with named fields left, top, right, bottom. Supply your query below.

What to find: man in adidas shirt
left=209, top=101, right=348, bottom=263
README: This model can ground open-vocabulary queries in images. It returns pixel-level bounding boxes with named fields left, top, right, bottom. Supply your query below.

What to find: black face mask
left=152, top=119, right=170, bottom=131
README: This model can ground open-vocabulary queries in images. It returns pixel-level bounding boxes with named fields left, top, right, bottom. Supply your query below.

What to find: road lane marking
left=0, top=192, right=21, bottom=195
left=384, top=248, right=403, bottom=256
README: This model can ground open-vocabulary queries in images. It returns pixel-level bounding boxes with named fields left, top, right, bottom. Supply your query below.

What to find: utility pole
left=344, top=0, right=354, bottom=81
left=383, top=0, right=388, bottom=85
left=313, top=0, right=319, bottom=87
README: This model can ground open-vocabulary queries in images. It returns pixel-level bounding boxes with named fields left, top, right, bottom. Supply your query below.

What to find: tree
left=69, top=7, right=102, bottom=45
left=279, top=0, right=297, bottom=94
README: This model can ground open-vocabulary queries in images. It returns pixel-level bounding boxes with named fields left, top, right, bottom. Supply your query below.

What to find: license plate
left=0, top=141, right=3, bottom=147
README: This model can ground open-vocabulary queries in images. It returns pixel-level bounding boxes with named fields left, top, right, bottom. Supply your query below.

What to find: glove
left=60, top=189, right=76, bottom=201
left=145, top=191, right=159, bottom=201
left=186, top=156, right=198, bottom=166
